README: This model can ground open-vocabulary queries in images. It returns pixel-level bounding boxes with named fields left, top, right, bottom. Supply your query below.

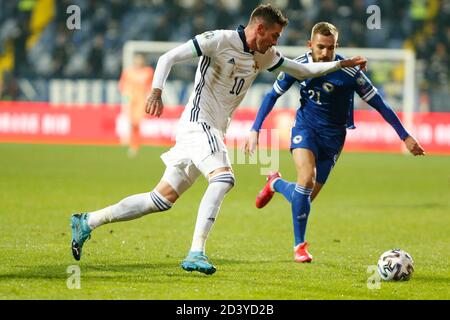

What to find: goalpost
left=123, top=40, right=416, bottom=136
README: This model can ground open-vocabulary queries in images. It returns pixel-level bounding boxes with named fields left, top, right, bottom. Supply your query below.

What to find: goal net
left=122, top=41, right=416, bottom=153
left=123, top=40, right=415, bottom=121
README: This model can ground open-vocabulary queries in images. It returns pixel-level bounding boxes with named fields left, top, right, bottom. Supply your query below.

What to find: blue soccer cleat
left=70, top=213, right=92, bottom=261
left=181, top=251, right=216, bottom=275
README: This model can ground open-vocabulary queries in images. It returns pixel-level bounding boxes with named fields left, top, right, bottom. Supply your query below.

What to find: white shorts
left=161, top=122, right=232, bottom=195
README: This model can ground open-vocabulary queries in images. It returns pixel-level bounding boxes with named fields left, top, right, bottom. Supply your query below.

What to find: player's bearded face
left=256, top=23, right=283, bottom=53
left=309, top=34, right=338, bottom=62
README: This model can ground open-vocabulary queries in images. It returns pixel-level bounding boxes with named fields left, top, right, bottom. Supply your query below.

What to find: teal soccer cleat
left=70, top=213, right=92, bottom=261
left=181, top=251, right=216, bottom=275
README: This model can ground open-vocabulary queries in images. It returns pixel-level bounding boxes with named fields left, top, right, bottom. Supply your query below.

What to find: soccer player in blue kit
left=245, top=22, right=425, bottom=263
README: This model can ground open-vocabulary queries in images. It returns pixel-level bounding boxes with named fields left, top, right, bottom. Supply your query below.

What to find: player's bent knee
left=208, top=171, right=235, bottom=193
left=208, top=167, right=232, bottom=177
left=149, top=189, right=173, bottom=212
left=296, top=171, right=316, bottom=189
left=160, top=166, right=200, bottom=201
left=155, top=180, right=180, bottom=204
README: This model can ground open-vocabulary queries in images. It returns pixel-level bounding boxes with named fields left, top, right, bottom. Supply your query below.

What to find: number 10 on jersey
left=230, top=77, right=245, bottom=95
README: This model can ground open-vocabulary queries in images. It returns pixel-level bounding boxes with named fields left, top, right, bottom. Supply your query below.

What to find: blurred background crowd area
left=0, top=0, right=448, bottom=111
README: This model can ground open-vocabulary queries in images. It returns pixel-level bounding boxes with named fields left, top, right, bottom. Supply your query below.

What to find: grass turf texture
left=0, top=143, right=449, bottom=299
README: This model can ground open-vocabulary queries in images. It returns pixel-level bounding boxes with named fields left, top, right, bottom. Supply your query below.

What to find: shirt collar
left=236, top=25, right=253, bottom=54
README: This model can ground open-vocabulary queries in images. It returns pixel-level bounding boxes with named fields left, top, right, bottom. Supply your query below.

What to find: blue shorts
left=290, top=125, right=345, bottom=184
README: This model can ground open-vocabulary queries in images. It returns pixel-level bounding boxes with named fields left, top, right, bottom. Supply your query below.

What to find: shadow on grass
left=409, top=274, right=450, bottom=284
left=0, top=257, right=294, bottom=285
left=357, top=202, right=448, bottom=210
left=0, top=258, right=266, bottom=280
left=357, top=272, right=450, bottom=288
left=0, top=262, right=176, bottom=281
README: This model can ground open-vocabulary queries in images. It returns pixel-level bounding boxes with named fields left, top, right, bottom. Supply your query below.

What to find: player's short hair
left=249, top=4, right=289, bottom=28
left=311, top=22, right=339, bottom=39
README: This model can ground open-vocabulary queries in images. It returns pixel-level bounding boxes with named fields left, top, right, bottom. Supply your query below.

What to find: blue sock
left=291, top=184, right=313, bottom=246
left=273, top=179, right=295, bottom=203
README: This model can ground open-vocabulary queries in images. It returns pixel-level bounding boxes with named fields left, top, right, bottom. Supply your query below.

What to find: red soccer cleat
left=255, top=172, right=282, bottom=209
left=294, top=242, right=313, bottom=263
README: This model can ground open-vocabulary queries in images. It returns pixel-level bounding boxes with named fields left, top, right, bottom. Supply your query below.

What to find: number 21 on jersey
left=308, top=89, right=322, bottom=105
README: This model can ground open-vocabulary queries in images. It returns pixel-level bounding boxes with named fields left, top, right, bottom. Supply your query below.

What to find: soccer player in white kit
left=71, top=4, right=368, bottom=275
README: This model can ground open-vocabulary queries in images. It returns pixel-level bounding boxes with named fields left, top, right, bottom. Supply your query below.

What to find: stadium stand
left=0, top=0, right=448, bottom=111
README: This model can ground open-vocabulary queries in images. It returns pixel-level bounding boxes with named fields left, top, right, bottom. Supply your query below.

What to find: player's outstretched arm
left=145, top=41, right=198, bottom=117
left=404, top=135, right=426, bottom=156
left=340, top=56, right=367, bottom=71
left=362, top=87, right=425, bottom=156
left=277, top=56, right=367, bottom=81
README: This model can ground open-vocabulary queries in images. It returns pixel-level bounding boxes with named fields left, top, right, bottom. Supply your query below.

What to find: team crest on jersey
left=356, top=76, right=366, bottom=86
left=201, top=31, right=215, bottom=39
left=322, top=82, right=335, bottom=93
left=293, top=135, right=303, bottom=144
left=277, top=72, right=285, bottom=81
left=252, top=61, right=260, bottom=72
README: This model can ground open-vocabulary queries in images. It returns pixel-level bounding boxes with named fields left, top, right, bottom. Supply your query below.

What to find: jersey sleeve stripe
left=362, top=87, right=378, bottom=101
left=268, top=57, right=285, bottom=72
left=273, top=82, right=285, bottom=95
left=342, top=68, right=356, bottom=77
left=294, top=54, right=307, bottom=62
left=192, top=37, right=202, bottom=56
left=295, top=58, right=307, bottom=64
left=343, top=67, right=357, bottom=75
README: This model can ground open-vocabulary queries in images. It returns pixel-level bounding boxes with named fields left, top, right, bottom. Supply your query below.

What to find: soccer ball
left=377, top=249, right=414, bottom=281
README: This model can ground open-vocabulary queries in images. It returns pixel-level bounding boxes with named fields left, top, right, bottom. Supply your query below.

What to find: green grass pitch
left=0, top=143, right=448, bottom=299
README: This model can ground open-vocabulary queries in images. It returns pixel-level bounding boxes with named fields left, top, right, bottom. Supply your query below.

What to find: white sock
left=190, top=172, right=235, bottom=253
left=87, top=190, right=172, bottom=230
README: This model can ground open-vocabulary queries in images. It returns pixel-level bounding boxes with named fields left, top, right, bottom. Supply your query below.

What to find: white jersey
left=180, top=26, right=284, bottom=133
left=153, top=26, right=344, bottom=182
